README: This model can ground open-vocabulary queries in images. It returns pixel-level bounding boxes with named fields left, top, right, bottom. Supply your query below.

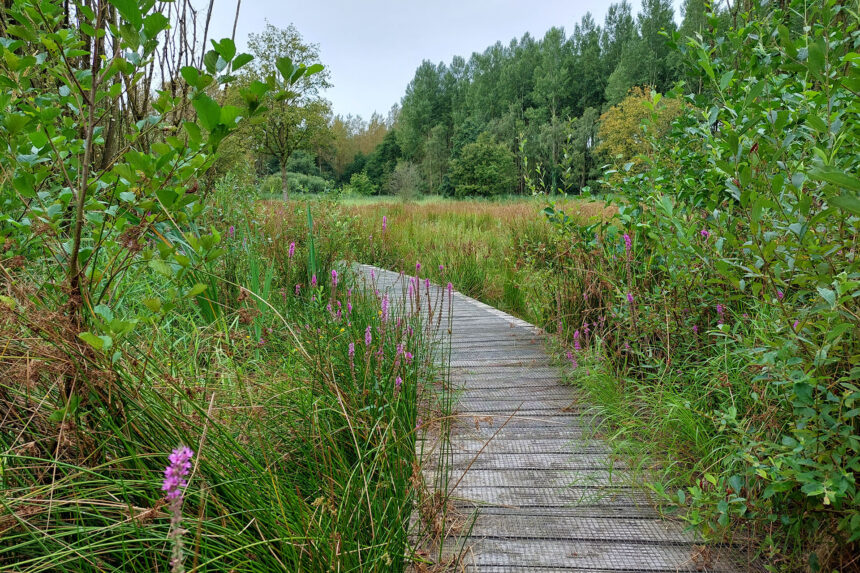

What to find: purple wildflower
left=311, top=274, right=317, bottom=288
left=573, top=330, right=581, bottom=351
left=623, top=233, right=632, bottom=258
left=425, top=278, right=430, bottom=290
left=163, top=446, right=193, bottom=573
left=447, top=282, right=453, bottom=294
left=381, top=295, right=389, bottom=322
left=227, top=225, right=235, bottom=238
left=331, top=269, right=338, bottom=288
left=626, top=293, right=634, bottom=303
left=416, top=261, right=421, bottom=273
left=693, top=325, right=698, bottom=334
left=382, top=215, right=387, bottom=231
left=348, top=342, right=355, bottom=358
left=365, top=325, right=372, bottom=347
left=700, top=229, right=710, bottom=239
left=716, top=303, right=725, bottom=325
left=288, top=242, right=295, bottom=259
left=439, top=264, right=444, bottom=272
left=777, top=290, right=784, bottom=300
left=395, top=376, right=402, bottom=391
left=405, top=351, right=413, bottom=364
left=793, top=320, right=800, bottom=330
left=295, top=284, right=301, bottom=295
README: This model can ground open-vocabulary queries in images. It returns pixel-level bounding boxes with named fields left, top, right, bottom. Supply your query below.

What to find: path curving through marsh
left=359, top=264, right=743, bottom=572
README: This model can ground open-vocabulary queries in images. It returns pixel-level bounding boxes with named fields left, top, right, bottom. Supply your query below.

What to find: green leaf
left=809, top=165, right=860, bottom=192
left=192, top=94, right=221, bottom=132
left=829, top=193, right=860, bottom=216
left=79, top=331, right=104, bottom=350
left=183, top=121, right=202, bottom=144
left=232, top=53, right=253, bottom=71
left=275, top=56, right=294, bottom=83
left=109, top=0, right=143, bottom=29
left=817, top=287, right=837, bottom=308
left=808, top=38, right=825, bottom=77
left=203, top=50, right=219, bottom=74
left=220, top=105, right=242, bottom=126
left=142, top=12, right=169, bottom=39
left=180, top=66, right=200, bottom=88
left=186, top=283, right=208, bottom=297
left=212, top=38, right=236, bottom=61
left=305, top=63, right=324, bottom=76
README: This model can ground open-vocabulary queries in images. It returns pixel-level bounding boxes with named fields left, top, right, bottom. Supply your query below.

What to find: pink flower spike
left=382, top=215, right=387, bottom=231
left=288, top=242, right=295, bottom=259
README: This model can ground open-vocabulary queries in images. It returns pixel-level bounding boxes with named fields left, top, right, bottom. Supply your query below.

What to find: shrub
left=387, top=161, right=422, bottom=201
left=346, top=171, right=377, bottom=196
left=541, top=1, right=860, bottom=567
left=450, top=140, right=516, bottom=197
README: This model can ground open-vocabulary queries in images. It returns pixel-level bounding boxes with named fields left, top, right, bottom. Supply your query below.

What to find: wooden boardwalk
left=360, top=265, right=742, bottom=572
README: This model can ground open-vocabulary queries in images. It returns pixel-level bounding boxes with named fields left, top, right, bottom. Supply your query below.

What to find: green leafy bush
left=450, top=139, right=516, bottom=197
left=540, top=0, right=859, bottom=567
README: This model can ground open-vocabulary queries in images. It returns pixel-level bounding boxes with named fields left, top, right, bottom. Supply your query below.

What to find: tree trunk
left=280, top=158, right=289, bottom=201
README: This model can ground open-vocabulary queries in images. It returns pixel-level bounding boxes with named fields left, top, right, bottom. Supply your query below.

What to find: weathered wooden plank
left=354, top=264, right=740, bottom=572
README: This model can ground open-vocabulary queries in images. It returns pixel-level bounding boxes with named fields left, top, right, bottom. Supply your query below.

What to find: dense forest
left=229, top=0, right=715, bottom=198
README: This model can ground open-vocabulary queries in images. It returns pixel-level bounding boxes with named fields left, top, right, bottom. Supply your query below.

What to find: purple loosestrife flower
left=295, top=284, right=301, bottom=295
left=288, top=242, right=295, bottom=259
left=370, top=269, right=376, bottom=281
left=700, top=229, right=710, bottom=239
left=348, top=342, right=355, bottom=358
left=227, top=225, right=235, bottom=238
left=627, top=293, right=634, bottom=303
left=163, top=446, right=193, bottom=573
left=425, top=278, right=430, bottom=290
left=311, top=274, right=317, bottom=288
left=416, top=261, right=421, bottom=273
left=365, top=325, right=372, bottom=347
left=573, top=330, right=581, bottom=351
left=693, top=325, right=699, bottom=334
left=381, top=295, right=389, bottom=322
left=347, top=301, right=353, bottom=314
left=566, top=351, right=578, bottom=369
left=382, top=215, right=387, bottom=231
left=331, top=269, right=338, bottom=288
left=793, top=320, right=800, bottom=330
left=447, top=282, right=453, bottom=294
left=439, top=264, right=444, bottom=272
left=405, top=351, right=413, bottom=364
left=716, top=303, right=725, bottom=325
left=777, top=290, right=784, bottom=300
left=623, top=233, right=632, bottom=259
left=395, top=376, right=402, bottom=392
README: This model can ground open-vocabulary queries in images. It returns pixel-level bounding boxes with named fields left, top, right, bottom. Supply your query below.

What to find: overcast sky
left=203, top=0, right=681, bottom=120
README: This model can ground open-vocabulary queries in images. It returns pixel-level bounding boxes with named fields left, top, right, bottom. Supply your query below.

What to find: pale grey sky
left=203, top=0, right=681, bottom=120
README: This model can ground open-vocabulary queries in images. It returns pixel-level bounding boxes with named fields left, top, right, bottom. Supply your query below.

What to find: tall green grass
left=0, top=181, right=450, bottom=571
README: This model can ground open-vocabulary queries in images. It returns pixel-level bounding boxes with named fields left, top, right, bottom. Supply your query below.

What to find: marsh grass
left=0, top=185, right=454, bottom=571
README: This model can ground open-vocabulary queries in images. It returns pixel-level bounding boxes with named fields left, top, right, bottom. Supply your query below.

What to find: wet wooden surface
left=359, top=264, right=743, bottom=572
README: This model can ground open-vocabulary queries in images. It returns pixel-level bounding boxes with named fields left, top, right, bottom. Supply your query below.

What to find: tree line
left=220, top=0, right=718, bottom=198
